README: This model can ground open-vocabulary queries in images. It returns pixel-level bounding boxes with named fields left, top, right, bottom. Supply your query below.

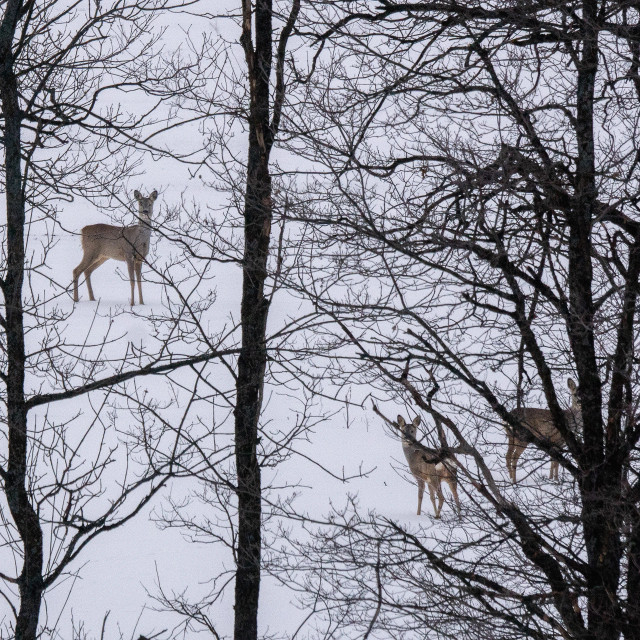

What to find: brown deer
left=398, top=415, right=461, bottom=517
left=73, top=190, right=157, bottom=306
left=505, top=378, right=581, bottom=483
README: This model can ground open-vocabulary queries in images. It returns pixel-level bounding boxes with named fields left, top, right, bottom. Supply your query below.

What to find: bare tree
left=232, top=2, right=302, bottom=636
left=272, top=1, right=640, bottom=638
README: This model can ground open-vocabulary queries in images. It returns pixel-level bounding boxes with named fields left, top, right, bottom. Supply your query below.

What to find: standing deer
left=398, top=415, right=461, bottom=517
left=505, top=378, right=581, bottom=483
left=73, top=190, right=157, bottom=306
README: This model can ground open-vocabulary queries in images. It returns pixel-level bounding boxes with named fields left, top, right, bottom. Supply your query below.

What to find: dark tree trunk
left=233, top=0, right=299, bottom=635
left=233, top=144, right=271, bottom=640
left=570, top=3, right=623, bottom=638
left=234, top=1, right=274, bottom=638
left=0, top=2, right=45, bottom=638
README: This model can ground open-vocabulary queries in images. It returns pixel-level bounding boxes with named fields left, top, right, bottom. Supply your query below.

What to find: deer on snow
left=505, top=378, right=582, bottom=483
left=73, top=190, right=157, bottom=306
left=398, top=414, right=461, bottom=517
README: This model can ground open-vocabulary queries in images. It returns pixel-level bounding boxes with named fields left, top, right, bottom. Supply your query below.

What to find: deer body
left=72, top=190, right=157, bottom=306
left=398, top=415, right=461, bottom=517
left=505, top=378, right=581, bottom=483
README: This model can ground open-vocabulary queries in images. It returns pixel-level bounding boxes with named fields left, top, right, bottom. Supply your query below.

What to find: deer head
left=398, top=414, right=421, bottom=443
left=134, top=189, right=158, bottom=223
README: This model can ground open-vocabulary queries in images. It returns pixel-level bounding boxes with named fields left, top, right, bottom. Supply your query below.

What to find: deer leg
left=550, top=459, right=559, bottom=481
left=427, top=481, right=440, bottom=518
left=84, top=258, right=107, bottom=302
left=73, top=255, right=97, bottom=302
left=126, top=258, right=135, bottom=306
left=506, top=437, right=515, bottom=482
left=135, top=260, right=144, bottom=305
left=510, top=443, right=526, bottom=484
left=416, top=478, right=425, bottom=516
left=436, top=481, right=445, bottom=518
left=446, top=476, right=461, bottom=515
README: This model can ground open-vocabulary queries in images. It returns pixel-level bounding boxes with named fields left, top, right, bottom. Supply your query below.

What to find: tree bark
left=233, top=0, right=299, bottom=634
left=234, top=1, right=274, bottom=638
left=233, top=149, right=271, bottom=640
left=0, top=2, right=45, bottom=637
left=570, top=4, right=623, bottom=638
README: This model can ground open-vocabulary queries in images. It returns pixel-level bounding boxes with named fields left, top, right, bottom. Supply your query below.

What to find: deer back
left=402, top=440, right=436, bottom=479
left=511, top=407, right=561, bottom=445
left=81, top=223, right=151, bottom=262
left=511, top=406, right=581, bottom=446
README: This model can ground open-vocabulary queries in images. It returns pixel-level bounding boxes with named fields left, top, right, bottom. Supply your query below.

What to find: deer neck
left=401, top=432, right=417, bottom=452
left=135, top=216, right=152, bottom=236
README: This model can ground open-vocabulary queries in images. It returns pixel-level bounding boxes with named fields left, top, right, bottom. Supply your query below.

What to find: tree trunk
left=570, top=3, right=622, bottom=638
left=0, top=5, right=45, bottom=636
left=234, top=1, right=274, bottom=638
left=233, top=156, right=271, bottom=639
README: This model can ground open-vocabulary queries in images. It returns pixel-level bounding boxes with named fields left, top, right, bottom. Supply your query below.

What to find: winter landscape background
left=1, top=1, right=638, bottom=640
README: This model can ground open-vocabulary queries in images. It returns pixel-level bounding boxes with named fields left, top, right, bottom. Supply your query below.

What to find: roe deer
left=398, top=415, right=461, bottom=517
left=505, top=378, right=581, bottom=483
left=73, top=190, right=157, bottom=306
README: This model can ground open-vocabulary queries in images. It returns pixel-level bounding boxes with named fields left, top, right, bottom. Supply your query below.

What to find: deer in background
left=398, top=415, right=461, bottom=517
left=505, top=378, right=581, bottom=483
left=73, top=190, right=157, bottom=306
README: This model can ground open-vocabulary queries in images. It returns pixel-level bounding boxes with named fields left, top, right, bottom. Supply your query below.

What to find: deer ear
left=150, top=190, right=158, bottom=201
left=397, top=415, right=405, bottom=427
left=134, top=190, right=142, bottom=201
left=567, top=378, right=577, bottom=393
left=413, top=416, right=421, bottom=426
